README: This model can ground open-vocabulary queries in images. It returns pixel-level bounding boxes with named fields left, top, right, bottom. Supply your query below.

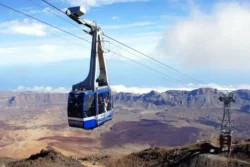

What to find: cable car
left=66, top=7, right=113, bottom=129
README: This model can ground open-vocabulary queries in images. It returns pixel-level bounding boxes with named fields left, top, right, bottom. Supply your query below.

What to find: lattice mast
left=219, top=93, right=235, bottom=152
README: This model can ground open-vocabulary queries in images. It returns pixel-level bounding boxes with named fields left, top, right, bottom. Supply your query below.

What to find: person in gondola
left=104, top=96, right=109, bottom=112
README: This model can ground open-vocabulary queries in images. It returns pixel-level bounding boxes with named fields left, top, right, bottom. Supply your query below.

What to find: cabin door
left=96, top=91, right=110, bottom=125
left=96, top=92, right=105, bottom=125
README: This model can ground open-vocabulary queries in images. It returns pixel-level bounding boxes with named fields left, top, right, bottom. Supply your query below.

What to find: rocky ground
left=1, top=140, right=249, bottom=167
left=82, top=139, right=250, bottom=167
left=0, top=149, right=83, bottom=167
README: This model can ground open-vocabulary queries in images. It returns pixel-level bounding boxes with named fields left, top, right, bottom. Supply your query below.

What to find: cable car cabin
left=65, top=6, right=113, bottom=129
left=68, top=88, right=113, bottom=129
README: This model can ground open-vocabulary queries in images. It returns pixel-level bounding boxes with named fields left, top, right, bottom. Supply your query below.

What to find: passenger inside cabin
left=104, top=96, right=109, bottom=112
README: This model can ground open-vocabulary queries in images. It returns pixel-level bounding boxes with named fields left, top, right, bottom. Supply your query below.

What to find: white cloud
left=105, top=32, right=161, bottom=61
left=157, top=2, right=250, bottom=69
left=103, top=22, right=154, bottom=30
left=39, top=45, right=58, bottom=52
left=14, top=84, right=250, bottom=94
left=111, top=85, right=173, bottom=94
left=0, top=47, right=20, bottom=54
left=111, top=84, right=250, bottom=94
left=0, top=17, right=160, bottom=65
left=18, top=6, right=51, bottom=15
left=0, top=19, right=47, bottom=36
left=0, top=32, right=159, bottom=65
left=64, top=0, right=149, bottom=9
left=15, top=86, right=71, bottom=93
left=27, top=7, right=52, bottom=14
left=0, top=41, right=90, bottom=65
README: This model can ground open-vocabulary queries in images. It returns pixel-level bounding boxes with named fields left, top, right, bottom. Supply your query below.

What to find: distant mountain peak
left=114, top=89, right=250, bottom=111
left=146, top=90, right=160, bottom=96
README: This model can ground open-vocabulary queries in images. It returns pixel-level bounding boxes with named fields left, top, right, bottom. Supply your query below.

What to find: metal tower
left=218, top=93, right=235, bottom=152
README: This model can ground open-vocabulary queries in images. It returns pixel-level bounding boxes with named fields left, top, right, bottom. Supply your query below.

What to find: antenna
left=218, top=92, right=235, bottom=152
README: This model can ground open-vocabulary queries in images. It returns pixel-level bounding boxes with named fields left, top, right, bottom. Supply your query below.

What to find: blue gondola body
left=68, top=88, right=113, bottom=129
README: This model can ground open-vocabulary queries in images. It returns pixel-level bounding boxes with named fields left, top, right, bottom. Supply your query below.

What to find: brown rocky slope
left=87, top=140, right=250, bottom=167
left=1, top=140, right=250, bottom=167
left=0, top=149, right=83, bottom=167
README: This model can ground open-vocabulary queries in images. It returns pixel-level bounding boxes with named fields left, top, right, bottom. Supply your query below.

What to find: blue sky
left=0, top=0, right=250, bottom=92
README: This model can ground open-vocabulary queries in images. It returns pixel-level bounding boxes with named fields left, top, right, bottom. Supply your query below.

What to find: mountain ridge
left=114, top=88, right=250, bottom=111
left=0, top=88, right=249, bottom=112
